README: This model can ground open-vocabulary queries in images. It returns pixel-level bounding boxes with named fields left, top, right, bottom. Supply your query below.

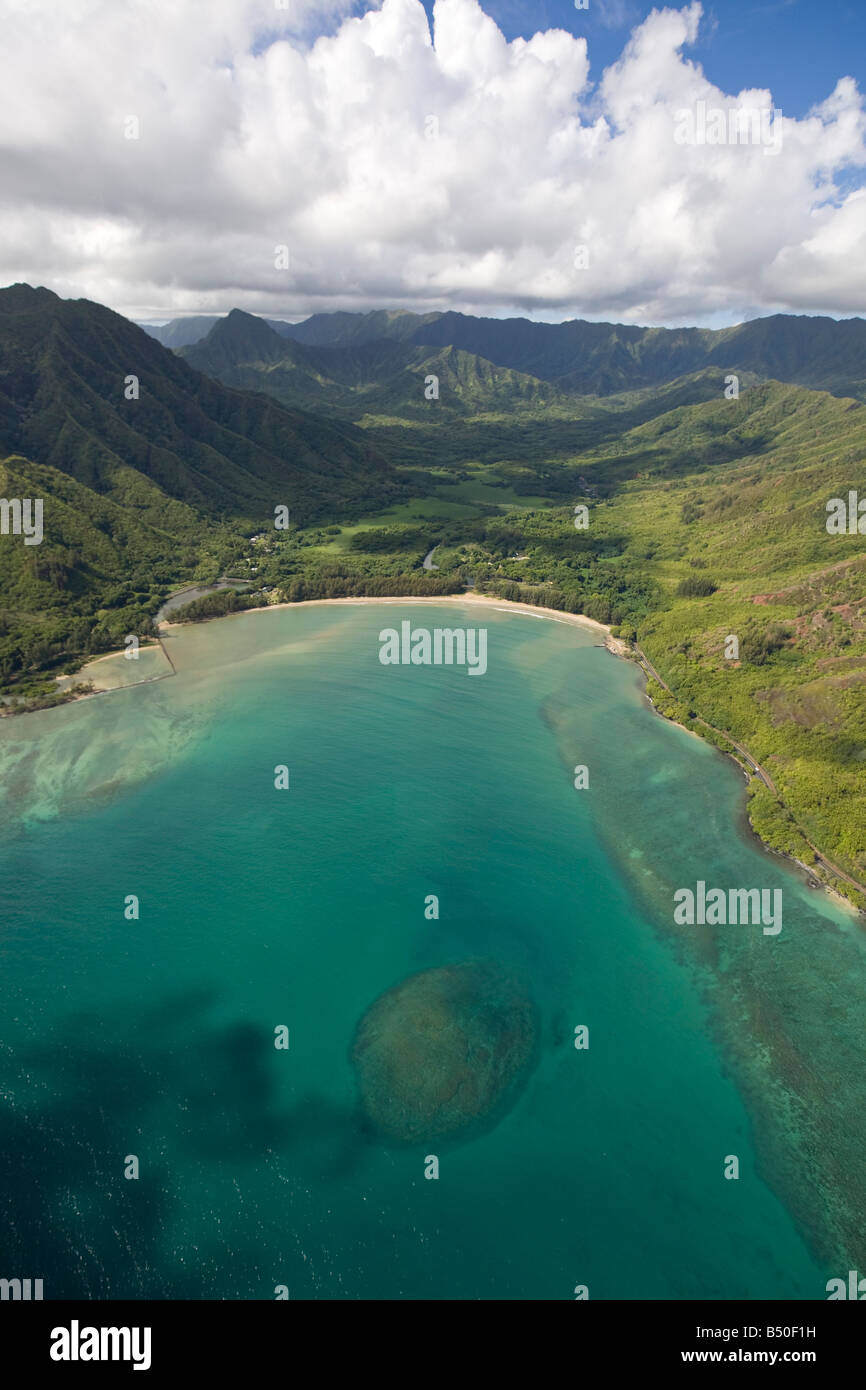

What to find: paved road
left=634, top=644, right=866, bottom=900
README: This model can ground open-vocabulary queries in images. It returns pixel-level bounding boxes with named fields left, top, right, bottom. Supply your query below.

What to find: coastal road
left=422, top=545, right=440, bottom=571
left=633, top=643, right=866, bottom=900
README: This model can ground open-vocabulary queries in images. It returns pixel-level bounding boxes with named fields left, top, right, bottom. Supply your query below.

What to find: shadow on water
left=0, top=953, right=568, bottom=1298
left=0, top=986, right=368, bottom=1299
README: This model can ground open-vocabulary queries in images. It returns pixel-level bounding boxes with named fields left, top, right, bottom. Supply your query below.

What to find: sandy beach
left=23, top=587, right=866, bottom=917
left=159, top=590, right=632, bottom=655
left=41, top=592, right=627, bottom=707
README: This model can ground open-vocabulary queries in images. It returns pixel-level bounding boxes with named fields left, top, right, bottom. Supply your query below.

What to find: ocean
left=1, top=601, right=862, bottom=1300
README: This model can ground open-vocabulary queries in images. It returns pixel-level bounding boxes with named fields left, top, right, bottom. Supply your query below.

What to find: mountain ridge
left=0, top=284, right=408, bottom=695
left=3, top=283, right=866, bottom=914
left=180, top=309, right=581, bottom=419
left=143, top=302, right=866, bottom=402
left=0, top=284, right=398, bottom=522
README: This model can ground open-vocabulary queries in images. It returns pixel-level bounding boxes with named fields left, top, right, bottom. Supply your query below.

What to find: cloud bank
left=1, top=0, right=864, bottom=324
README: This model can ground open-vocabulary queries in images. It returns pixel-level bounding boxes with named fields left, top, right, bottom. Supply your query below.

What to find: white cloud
left=0, top=0, right=864, bottom=324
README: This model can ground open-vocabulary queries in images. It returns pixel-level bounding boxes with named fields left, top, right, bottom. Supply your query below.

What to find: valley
left=2, top=286, right=865, bottom=908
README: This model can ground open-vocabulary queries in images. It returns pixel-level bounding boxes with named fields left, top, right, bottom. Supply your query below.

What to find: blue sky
left=418, top=0, right=866, bottom=121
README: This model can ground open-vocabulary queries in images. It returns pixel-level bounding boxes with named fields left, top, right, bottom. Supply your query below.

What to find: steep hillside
left=138, top=316, right=224, bottom=349
left=460, top=381, right=866, bottom=902
left=276, top=307, right=866, bottom=401
left=0, top=285, right=406, bottom=700
left=0, top=450, right=203, bottom=684
left=5, top=285, right=866, bottom=905
left=0, top=285, right=399, bottom=524
left=278, top=308, right=441, bottom=348
left=181, top=309, right=582, bottom=419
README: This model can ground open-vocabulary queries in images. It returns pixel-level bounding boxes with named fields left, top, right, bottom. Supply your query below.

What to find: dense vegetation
left=163, top=303, right=866, bottom=400
left=5, top=285, right=866, bottom=908
left=0, top=285, right=409, bottom=703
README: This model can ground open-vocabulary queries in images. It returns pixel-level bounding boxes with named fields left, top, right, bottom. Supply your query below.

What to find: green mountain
left=181, top=309, right=580, bottom=419
left=140, top=314, right=300, bottom=350
left=4, top=284, right=866, bottom=911
left=180, top=312, right=770, bottom=497
left=0, top=285, right=398, bottom=522
left=179, top=303, right=866, bottom=908
left=138, top=315, right=224, bottom=349
left=0, top=449, right=199, bottom=682
left=157, top=304, right=866, bottom=402
left=0, top=285, right=406, bottom=699
left=458, top=379, right=866, bottom=902
left=277, top=307, right=866, bottom=401
left=279, top=308, right=441, bottom=348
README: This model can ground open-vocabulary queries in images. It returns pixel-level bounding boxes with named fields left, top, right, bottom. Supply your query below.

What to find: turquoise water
left=1, top=602, right=863, bottom=1300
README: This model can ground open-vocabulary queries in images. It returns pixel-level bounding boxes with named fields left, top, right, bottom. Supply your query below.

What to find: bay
left=0, top=601, right=860, bottom=1300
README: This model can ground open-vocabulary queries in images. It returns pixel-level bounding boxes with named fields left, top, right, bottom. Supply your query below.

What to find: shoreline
left=13, top=590, right=862, bottom=916
left=158, top=590, right=630, bottom=653
left=640, top=659, right=865, bottom=918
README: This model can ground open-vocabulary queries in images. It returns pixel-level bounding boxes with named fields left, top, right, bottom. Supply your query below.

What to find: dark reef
left=352, top=960, right=537, bottom=1144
